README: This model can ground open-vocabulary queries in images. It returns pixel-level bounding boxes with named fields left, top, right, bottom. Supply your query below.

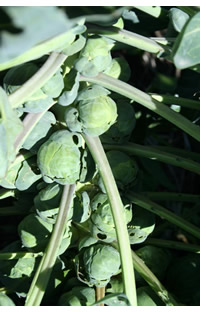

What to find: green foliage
left=137, top=286, right=165, bottom=306
left=105, top=150, right=138, bottom=189
left=58, top=286, right=95, bottom=306
left=4, top=63, right=64, bottom=112
left=0, top=293, right=15, bottom=306
left=172, top=12, right=200, bottom=69
left=0, top=5, right=200, bottom=307
left=127, top=207, right=155, bottom=244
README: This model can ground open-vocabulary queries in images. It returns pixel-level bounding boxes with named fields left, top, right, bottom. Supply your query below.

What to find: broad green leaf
left=169, top=8, right=189, bottom=32
left=172, top=12, right=200, bottom=69
left=0, top=7, right=74, bottom=63
left=15, top=158, right=42, bottom=191
left=0, top=88, right=23, bottom=179
left=58, top=71, right=80, bottom=106
left=0, top=293, right=15, bottom=306
left=22, top=111, right=56, bottom=152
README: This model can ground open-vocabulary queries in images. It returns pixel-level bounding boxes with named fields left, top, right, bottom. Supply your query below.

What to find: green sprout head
left=75, top=36, right=114, bottom=77
left=65, top=85, right=118, bottom=137
left=83, top=244, right=121, bottom=287
left=37, top=130, right=82, bottom=185
left=89, top=192, right=132, bottom=242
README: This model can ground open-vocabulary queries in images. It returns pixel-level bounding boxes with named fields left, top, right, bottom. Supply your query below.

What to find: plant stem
left=127, top=192, right=200, bottom=239
left=103, top=143, right=200, bottom=175
left=87, top=23, right=164, bottom=53
left=83, top=135, right=137, bottom=306
left=143, top=238, right=200, bottom=253
left=8, top=52, right=67, bottom=108
left=96, top=287, right=105, bottom=306
left=150, top=94, right=200, bottom=110
left=139, top=192, right=199, bottom=202
left=79, top=73, right=200, bottom=141
left=25, top=184, right=75, bottom=306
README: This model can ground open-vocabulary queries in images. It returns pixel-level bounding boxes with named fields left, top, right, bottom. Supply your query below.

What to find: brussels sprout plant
left=0, top=5, right=200, bottom=307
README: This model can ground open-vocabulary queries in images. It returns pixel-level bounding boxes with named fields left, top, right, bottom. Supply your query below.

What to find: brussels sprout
left=82, top=243, right=121, bottom=287
left=58, top=286, right=95, bottom=306
left=3, top=62, right=64, bottom=113
left=89, top=192, right=132, bottom=242
left=101, top=98, right=136, bottom=144
left=75, top=36, right=114, bottom=77
left=104, top=57, right=131, bottom=82
left=37, top=130, right=82, bottom=184
left=0, top=293, right=15, bottom=306
left=65, top=85, right=117, bottom=137
left=127, top=206, right=155, bottom=244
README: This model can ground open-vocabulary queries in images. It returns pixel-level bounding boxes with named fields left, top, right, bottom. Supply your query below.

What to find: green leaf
left=15, top=158, right=42, bottom=191
left=137, top=286, right=165, bottom=306
left=22, top=111, right=56, bottom=152
left=91, top=292, right=130, bottom=306
left=172, top=12, right=200, bottom=69
left=0, top=293, right=15, bottom=306
left=58, top=70, right=80, bottom=106
left=0, top=7, right=74, bottom=64
left=169, top=8, right=189, bottom=32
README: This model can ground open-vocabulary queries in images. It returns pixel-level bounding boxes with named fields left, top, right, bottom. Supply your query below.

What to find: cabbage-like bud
left=37, top=130, right=82, bottom=185
left=89, top=192, right=132, bottom=242
left=65, top=85, right=117, bottom=136
left=75, top=36, right=114, bottom=77
left=80, top=243, right=121, bottom=287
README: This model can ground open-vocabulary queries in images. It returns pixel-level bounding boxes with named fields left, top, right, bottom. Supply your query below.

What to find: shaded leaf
left=172, top=12, right=200, bottom=69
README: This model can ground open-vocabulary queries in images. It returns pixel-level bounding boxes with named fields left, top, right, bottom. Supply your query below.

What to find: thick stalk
left=25, top=184, right=75, bottom=306
left=96, top=287, right=105, bottom=306
left=127, top=192, right=200, bottom=239
left=83, top=135, right=137, bottom=306
left=79, top=73, right=200, bottom=141
left=8, top=52, right=67, bottom=108
left=103, top=142, right=200, bottom=175
left=87, top=23, right=163, bottom=53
